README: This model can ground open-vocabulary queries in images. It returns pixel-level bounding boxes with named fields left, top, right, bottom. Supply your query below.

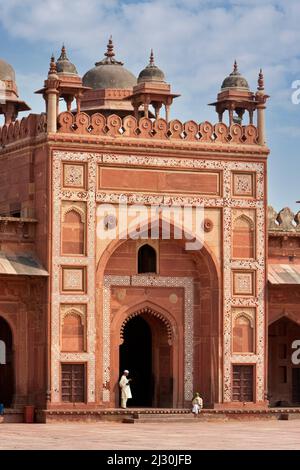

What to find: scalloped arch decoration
left=120, top=306, right=173, bottom=345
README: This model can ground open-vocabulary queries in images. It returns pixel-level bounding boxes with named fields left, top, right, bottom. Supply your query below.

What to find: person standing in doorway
left=192, top=392, right=203, bottom=418
left=119, top=370, right=132, bottom=409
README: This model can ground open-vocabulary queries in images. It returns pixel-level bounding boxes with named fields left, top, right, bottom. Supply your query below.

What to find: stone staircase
left=1, top=409, right=24, bottom=423
left=37, top=407, right=300, bottom=424
left=122, top=409, right=227, bottom=423
left=122, top=408, right=300, bottom=423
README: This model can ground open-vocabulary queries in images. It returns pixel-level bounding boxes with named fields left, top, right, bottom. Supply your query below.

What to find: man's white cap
left=124, top=370, right=129, bottom=374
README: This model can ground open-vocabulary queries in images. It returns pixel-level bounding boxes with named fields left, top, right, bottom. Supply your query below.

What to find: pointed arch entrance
left=0, top=317, right=14, bottom=407
left=119, top=306, right=174, bottom=408
left=100, top=230, right=220, bottom=408
left=268, top=315, right=300, bottom=406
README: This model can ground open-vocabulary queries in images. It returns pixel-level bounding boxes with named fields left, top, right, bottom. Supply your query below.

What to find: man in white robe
left=119, top=370, right=132, bottom=409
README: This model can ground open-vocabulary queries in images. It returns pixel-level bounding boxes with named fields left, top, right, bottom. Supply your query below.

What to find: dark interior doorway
left=119, top=316, right=153, bottom=407
left=292, top=368, right=300, bottom=404
left=0, top=317, right=14, bottom=407
left=269, top=317, right=300, bottom=406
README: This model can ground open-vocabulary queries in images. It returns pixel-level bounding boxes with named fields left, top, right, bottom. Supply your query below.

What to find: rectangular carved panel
left=62, top=163, right=87, bottom=189
left=99, top=167, right=221, bottom=195
left=232, top=172, right=255, bottom=198
left=61, top=266, right=86, bottom=293
left=232, top=271, right=255, bottom=296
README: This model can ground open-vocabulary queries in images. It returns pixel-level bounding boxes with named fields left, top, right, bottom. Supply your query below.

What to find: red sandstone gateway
left=0, top=38, right=298, bottom=423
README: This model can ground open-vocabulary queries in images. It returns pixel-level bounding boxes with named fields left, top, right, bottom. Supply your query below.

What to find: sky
left=0, top=0, right=300, bottom=211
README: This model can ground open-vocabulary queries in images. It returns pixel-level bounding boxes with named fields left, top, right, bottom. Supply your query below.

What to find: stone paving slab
left=1, top=420, right=300, bottom=450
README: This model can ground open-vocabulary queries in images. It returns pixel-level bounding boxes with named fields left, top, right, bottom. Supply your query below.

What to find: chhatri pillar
left=209, top=61, right=256, bottom=126
left=256, top=69, right=269, bottom=145
left=0, top=58, right=30, bottom=124
left=55, top=45, right=90, bottom=113
left=37, top=56, right=60, bottom=133
left=209, top=61, right=269, bottom=144
left=129, top=50, right=180, bottom=122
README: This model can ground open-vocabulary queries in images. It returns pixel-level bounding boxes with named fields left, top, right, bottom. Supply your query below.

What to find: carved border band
left=52, top=151, right=97, bottom=403
left=103, top=275, right=194, bottom=402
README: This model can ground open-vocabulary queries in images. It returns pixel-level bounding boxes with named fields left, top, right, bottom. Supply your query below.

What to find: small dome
left=0, top=59, right=16, bottom=81
left=221, top=61, right=249, bottom=90
left=56, top=45, right=78, bottom=75
left=138, top=50, right=165, bottom=84
left=82, top=37, right=137, bottom=90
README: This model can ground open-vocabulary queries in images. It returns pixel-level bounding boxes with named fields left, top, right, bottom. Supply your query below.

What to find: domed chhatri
left=0, top=58, right=16, bottom=82
left=82, top=36, right=137, bottom=90
left=129, top=49, right=179, bottom=122
left=56, top=45, right=78, bottom=75
left=221, top=60, right=249, bottom=90
left=138, top=50, right=165, bottom=84
left=0, top=57, right=30, bottom=124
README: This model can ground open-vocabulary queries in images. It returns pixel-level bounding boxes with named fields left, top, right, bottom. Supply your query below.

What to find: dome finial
left=221, top=61, right=249, bottom=90
left=49, top=54, right=57, bottom=74
left=95, top=36, right=123, bottom=66
left=258, top=68, right=264, bottom=91
left=58, top=44, right=68, bottom=61
left=150, top=49, right=155, bottom=66
left=138, top=50, right=166, bottom=84
left=105, top=35, right=115, bottom=60
left=56, top=45, right=78, bottom=75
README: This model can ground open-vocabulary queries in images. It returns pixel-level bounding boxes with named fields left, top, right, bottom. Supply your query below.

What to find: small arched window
left=138, top=244, right=157, bottom=274
left=232, top=216, right=254, bottom=259
left=233, top=315, right=254, bottom=353
left=61, top=313, right=85, bottom=352
left=62, top=209, right=85, bottom=255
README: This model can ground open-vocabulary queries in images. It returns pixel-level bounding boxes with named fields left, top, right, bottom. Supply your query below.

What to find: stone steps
left=123, top=412, right=228, bottom=424
left=35, top=407, right=300, bottom=424
left=2, top=409, right=24, bottom=423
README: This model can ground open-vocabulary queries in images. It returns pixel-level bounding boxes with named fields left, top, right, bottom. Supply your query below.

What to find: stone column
left=249, top=108, right=254, bottom=125
left=46, top=89, right=59, bottom=133
left=4, top=102, right=16, bottom=125
left=165, top=104, right=170, bottom=123
left=257, top=104, right=266, bottom=145
left=44, top=57, right=59, bottom=133
left=154, top=102, right=162, bottom=120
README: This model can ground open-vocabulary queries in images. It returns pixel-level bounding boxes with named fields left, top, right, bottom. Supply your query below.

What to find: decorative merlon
left=56, top=111, right=260, bottom=144
left=268, top=206, right=300, bottom=232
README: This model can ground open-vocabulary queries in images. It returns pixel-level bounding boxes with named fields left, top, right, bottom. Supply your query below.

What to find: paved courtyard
left=1, top=420, right=300, bottom=450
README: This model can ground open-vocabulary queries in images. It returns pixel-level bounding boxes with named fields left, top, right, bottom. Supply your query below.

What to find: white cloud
left=0, top=0, right=299, bottom=123
left=1, top=0, right=300, bottom=207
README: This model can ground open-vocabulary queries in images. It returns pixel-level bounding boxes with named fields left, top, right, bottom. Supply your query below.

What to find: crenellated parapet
left=0, top=111, right=261, bottom=147
left=268, top=206, right=300, bottom=233
left=0, top=113, right=46, bottom=146
left=56, top=111, right=259, bottom=144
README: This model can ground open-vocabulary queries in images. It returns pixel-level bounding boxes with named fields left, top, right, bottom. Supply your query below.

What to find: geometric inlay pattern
left=52, top=150, right=266, bottom=405
left=103, top=275, right=194, bottom=402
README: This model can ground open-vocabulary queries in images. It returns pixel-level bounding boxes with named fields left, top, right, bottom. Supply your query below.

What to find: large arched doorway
left=120, top=316, right=153, bottom=407
left=119, top=309, right=173, bottom=408
left=268, top=316, right=300, bottom=406
left=101, top=233, right=220, bottom=408
left=0, top=317, right=14, bottom=407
